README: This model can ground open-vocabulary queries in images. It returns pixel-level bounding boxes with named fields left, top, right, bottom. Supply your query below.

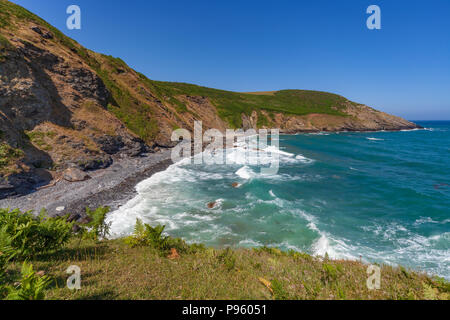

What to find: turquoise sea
left=107, top=121, right=450, bottom=279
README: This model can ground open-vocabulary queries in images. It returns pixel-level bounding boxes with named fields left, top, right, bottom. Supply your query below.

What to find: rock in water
left=63, top=168, right=91, bottom=182
left=207, top=202, right=216, bottom=209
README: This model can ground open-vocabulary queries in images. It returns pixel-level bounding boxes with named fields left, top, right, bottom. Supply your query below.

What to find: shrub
left=0, top=228, right=15, bottom=274
left=5, top=262, right=51, bottom=300
left=82, top=207, right=111, bottom=241
left=0, top=231, right=16, bottom=297
left=322, top=263, right=342, bottom=283
left=217, top=247, right=236, bottom=271
left=0, top=209, right=73, bottom=258
left=124, top=219, right=203, bottom=255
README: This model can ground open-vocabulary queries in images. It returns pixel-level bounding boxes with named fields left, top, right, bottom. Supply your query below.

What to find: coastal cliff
left=0, top=0, right=420, bottom=198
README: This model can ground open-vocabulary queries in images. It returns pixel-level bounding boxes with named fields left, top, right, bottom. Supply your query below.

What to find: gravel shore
left=0, top=149, right=174, bottom=218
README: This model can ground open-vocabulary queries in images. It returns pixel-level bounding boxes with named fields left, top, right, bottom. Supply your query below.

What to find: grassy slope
left=145, top=80, right=351, bottom=128
left=6, top=237, right=449, bottom=300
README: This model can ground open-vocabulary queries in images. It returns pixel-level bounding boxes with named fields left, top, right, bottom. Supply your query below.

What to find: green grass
left=0, top=33, right=12, bottom=62
left=1, top=209, right=448, bottom=300
left=0, top=143, right=24, bottom=172
left=24, top=130, right=56, bottom=151
left=3, top=238, right=448, bottom=300
left=140, top=77, right=351, bottom=128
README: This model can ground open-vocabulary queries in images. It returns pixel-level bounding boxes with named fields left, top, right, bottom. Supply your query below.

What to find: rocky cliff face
left=0, top=0, right=420, bottom=198
left=0, top=17, right=147, bottom=197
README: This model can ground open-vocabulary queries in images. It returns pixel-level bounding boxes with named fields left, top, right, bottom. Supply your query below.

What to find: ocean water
left=107, top=121, right=450, bottom=279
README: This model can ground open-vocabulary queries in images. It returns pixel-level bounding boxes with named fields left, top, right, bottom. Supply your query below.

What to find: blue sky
left=10, top=0, right=450, bottom=120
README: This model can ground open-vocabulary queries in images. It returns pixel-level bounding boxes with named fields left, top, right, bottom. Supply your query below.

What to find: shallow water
left=107, top=121, right=450, bottom=279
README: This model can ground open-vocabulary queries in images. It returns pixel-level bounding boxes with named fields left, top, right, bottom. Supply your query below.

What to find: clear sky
left=9, top=0, right=450, bottom=120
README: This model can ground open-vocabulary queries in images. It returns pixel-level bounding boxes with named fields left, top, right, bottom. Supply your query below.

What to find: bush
left=217, top=247, right=236, bottom=271
left=322, top=263, right=343, bottom=283
left=124, top=219, right=204, bottom=255
left=81, top=207, right=111, bottom=241
left=5, top=262, right=51, bottom=300
left=0, top=209, right=73, bottom=258
left=0, top=232, right=15, bottom=297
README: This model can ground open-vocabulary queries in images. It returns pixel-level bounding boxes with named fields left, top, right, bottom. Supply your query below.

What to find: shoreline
left=0, top=125, right=427, bottom=219
left=0, top=149, right=174, bottom=218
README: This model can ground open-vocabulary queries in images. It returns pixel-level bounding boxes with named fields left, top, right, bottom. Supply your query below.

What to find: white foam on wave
left=400, top=128, right=423, bottom=132
left=414, top=217, right=439, bottom=226
left=236, top=166, right=253, bottom=179
left=264, top=145, right=295, bottom=157
left=367, top=137, right=384, bottom=141
left=223, top=141, right=314, bottom=166
left=312, top=235, right=337, bottom=257
left=295, top=154, right=314, bottom=163
left=290, top=209, right=358, bottom=260
left=359, top=222, right=450, bottom=279
left=239, top=239, right=264, bottom=247
left=306, top=132, right=330, bottom=136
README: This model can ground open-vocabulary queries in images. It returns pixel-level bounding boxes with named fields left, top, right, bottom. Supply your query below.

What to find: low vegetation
left=141, top=76, right=350, bottom=128
left=0, top=207, right=448, bottom=300
left=0, top=143, right=24, bottom=175
left=0, top=33, right=12, bottom=61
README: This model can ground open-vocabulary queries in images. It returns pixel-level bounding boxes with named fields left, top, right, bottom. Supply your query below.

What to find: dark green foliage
left=0, top=209, right=73, bottom=258
left=0, top=231, right=15, bottom=293
left=217, top=247, right=236, bottom=271
left=256, top=110, right=270, bottom=127
left=124, top=219, right=204, bottom=255
left=82, top=207, right=111, bottom=241
left=271, top=279, right=290, bottom=300
left=4, top=262, right=51, bottom=300
left=322, top=263, right=343, bottom=283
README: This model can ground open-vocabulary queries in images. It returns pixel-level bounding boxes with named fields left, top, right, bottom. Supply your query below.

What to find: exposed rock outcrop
left=63, top=168, right=91, bottom=182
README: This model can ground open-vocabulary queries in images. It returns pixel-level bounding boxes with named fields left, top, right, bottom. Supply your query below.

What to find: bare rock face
left=72, top=155, right=113, bottom=171
left=63, top=168, right=91, bottom=182
left=94, top=135, right=125, bottom=155
left=30, top=25, right=53, bottom=39
left=66, top=67, right=110, bottom=107
left=94, top=135, right=147, bottom=157
left=241, top=111, right=259, bottom=131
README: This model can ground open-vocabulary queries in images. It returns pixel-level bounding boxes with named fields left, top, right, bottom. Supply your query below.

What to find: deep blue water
left=108, top=121, right=450, bottom=279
